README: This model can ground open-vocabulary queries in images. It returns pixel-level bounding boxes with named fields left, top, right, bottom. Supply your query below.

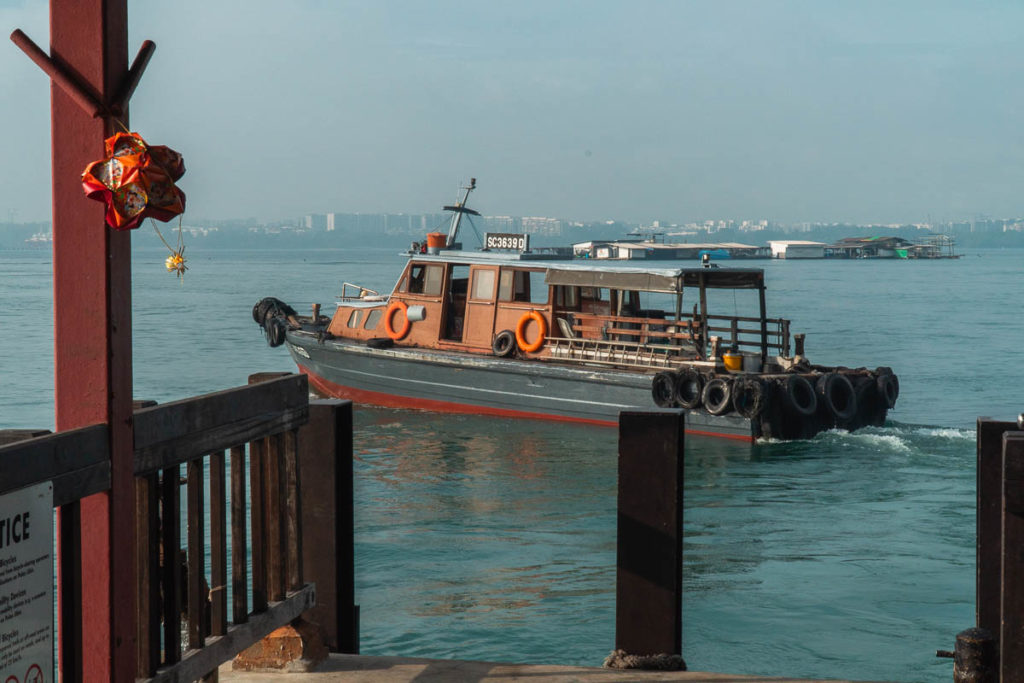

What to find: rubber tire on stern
left=783, top=375, right=817, bottom=416
left=367, top=337, right=394, bottom=349
left=651, top=371, right=677, bottom=408
left=674, top=367, right=704, bottom=410
left=732, top=377, right=767, bottom=419
left=702, top=377, right=733, bottom=416
left=816, top=372, right=857, bottom=421
left=876, top=371, right=899, bottom=409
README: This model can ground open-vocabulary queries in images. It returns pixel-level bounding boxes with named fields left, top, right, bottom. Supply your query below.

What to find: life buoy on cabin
left=515, top=311, right=548, bottom=353
left=384, top=301, right=411, bottom=340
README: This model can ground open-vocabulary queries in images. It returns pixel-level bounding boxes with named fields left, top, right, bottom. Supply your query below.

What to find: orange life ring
left=384, top=300, right=411, bottom=340
left=515, top=310, right=548, bottom=353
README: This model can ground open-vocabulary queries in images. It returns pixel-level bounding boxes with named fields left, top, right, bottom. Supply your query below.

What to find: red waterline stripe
left=296, top=364, right=755, bottom=443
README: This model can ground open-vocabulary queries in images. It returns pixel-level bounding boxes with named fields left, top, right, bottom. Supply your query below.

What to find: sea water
left=1, top=245, right=1021, bottom=682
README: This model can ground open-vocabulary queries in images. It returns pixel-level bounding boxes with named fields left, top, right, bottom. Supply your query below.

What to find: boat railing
left=338, top=282, right=385, bottom=302
left=705, top=315, right=791, bottom=356
left=567, top=312, right=700, bottom=346
left=561, top=311, right=792, bottom=360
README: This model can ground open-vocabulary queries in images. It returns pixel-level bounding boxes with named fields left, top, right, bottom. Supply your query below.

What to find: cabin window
left=347, top=309, right=363, bottom=328
left=554, top=285, right=579, bottom=309
left=364, top=308, right=382, bottom=330
left=471, top=269, right=496, bottom=300
left=499, top=269, right=547, bottom=304
left=406, top=263, right=443, bottom=296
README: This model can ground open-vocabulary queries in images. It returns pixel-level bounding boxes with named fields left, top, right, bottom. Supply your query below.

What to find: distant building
left=769, top=240, right=826, bottom=259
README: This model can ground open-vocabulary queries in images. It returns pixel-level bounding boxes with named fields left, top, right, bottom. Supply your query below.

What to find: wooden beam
left=977, top=418, right=1015, bottom=634
left=144, top=585, right=316, bottom=683
left=49, top=0, right=135, bottom=677
left=1001, top=432, right=1024, bottom=679
left=133, top=374, right=309, bottom=475
left=615, top=410, right=685, bottom=658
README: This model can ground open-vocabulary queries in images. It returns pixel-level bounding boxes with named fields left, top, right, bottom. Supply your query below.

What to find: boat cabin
left=327, top=254, right=793, bottom=372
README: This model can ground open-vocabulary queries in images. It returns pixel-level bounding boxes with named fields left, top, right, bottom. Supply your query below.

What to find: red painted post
left=49, top=0, right=135, bottom=680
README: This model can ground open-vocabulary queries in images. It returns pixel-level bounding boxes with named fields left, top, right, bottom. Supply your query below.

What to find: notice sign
left=0, top=482, right=52, bottom=683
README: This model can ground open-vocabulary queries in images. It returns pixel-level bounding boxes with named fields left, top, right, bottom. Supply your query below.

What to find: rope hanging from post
left=603, top=649, right=686, bottom=671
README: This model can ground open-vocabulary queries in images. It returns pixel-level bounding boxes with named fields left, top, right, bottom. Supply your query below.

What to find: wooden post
left=297, top=399, right=359, bottom=653
left=1001, top=432, right=1024, bottom=679
left=615, top=410, right=685, bottom=659
left=48, top=1, right=135, bottom=679
left=977, top=418, right=1015, bottom=634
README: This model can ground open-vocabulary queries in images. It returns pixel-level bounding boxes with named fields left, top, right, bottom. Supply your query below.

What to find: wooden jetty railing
left=0, top=373, right=356, bottom=681
left=960, top=417, right=1024, bottom=681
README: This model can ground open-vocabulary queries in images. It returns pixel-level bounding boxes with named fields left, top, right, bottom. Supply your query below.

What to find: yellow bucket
left=722, top=351, right=743, bottom=372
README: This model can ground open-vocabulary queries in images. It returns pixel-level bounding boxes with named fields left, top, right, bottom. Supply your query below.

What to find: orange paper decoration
left=81, top=132, right=186, bottom=231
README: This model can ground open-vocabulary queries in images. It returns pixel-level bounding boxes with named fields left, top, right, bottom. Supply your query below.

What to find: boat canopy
left=544, top=266, right=765, bottom=294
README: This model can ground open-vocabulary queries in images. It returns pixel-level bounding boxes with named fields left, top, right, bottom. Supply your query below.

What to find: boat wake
left=757, top=421, right=974, bottom=454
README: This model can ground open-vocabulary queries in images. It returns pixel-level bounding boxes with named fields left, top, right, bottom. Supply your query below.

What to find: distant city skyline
left=3, top=2, right=1024, bottom=225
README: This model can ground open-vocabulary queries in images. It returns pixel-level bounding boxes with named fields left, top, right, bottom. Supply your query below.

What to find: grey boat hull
left=284, top=330, right=758, bottom=441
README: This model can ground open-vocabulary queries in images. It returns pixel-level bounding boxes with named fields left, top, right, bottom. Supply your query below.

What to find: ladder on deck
left=546, top=336, right=689, bottom=370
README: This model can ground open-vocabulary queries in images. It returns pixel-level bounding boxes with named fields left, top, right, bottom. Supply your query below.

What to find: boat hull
left=284, top=331, right=758, bottom=441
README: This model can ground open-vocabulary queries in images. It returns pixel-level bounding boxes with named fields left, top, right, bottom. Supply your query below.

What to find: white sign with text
left=0, top=482, right=53, bottom=683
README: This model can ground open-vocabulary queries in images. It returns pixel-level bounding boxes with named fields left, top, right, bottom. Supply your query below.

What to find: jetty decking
left=216, top=654, right=875, bottom=683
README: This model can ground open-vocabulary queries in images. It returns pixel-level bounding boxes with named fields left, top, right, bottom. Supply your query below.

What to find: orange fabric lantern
left=81, top=132, right=186, bottom=231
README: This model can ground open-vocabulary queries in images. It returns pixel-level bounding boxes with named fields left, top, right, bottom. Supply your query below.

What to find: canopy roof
left=544, top=265, right=764, bottom=293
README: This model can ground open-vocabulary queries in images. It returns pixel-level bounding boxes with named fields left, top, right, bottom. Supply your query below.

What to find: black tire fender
left=265, top=316, right=287, bottom=348
left=492, top=329, right=517, bottom=357
left=367, top=337, right=394, bottom=349
left=877, top=372, right=899, bottom=408
left=674, top=368, right=704, bottom=410
left=651, top=371, right=677, bottom=408
left=732, top=377, right=767, bottom=419
left=816, top=372, right=857, bottom=421
left=784, top=375, right=818, bottom=416
left=702, top=377, right=733, bottom=416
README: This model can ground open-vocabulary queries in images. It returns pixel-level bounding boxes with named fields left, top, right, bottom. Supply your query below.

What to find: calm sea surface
left=2, top=245, right=1022, bottom=682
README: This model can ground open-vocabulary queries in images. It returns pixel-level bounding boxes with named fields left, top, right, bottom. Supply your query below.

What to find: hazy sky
left=2, top=1, right=1023, bottom=224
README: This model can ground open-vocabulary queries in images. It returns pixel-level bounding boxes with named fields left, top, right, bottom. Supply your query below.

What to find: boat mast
left=443, top=177, right=479, bottom=248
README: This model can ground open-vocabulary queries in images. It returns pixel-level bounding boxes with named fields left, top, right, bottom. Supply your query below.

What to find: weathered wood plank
left=0, top=423, right=107, bottom=496
left=210, top=451, right=227, bottom=637
left=133, top=375, right=309, bottom=475
left=143, top=585, right=316, bottom=683
left=250, top=439, right=268, bottom=613
left=51, top=461, right=111, bottom=507
left=299, top=399, right=359, bottom=653
left=284, top=429, right=302, bottom=592
left=615, top=410, right=685, bottom=659
left=136, top=474, right=161, bottom=676
left=58, top=501, right=84, bottom=681
left=188, top=459, right=206, bottom=650
left=1001, top=432, right=1024, bottom=680
left=265, top=434, right=285, bottom=602
left=230, top=445, right=248, bottom=624
left=977, top=418, right=1016, bottom=634
left=162, top=465, right=183, bottom=665
left=0, top=428, right=50, bottom=446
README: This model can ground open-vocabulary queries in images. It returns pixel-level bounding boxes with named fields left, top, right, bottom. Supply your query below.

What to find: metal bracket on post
left=10, top=28, right=155, bottom=120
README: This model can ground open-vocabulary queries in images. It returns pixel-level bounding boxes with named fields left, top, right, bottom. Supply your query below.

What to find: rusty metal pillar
left=48, top=1, right=135, bottom=680
left=615, top=410, right=685, bottom=660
